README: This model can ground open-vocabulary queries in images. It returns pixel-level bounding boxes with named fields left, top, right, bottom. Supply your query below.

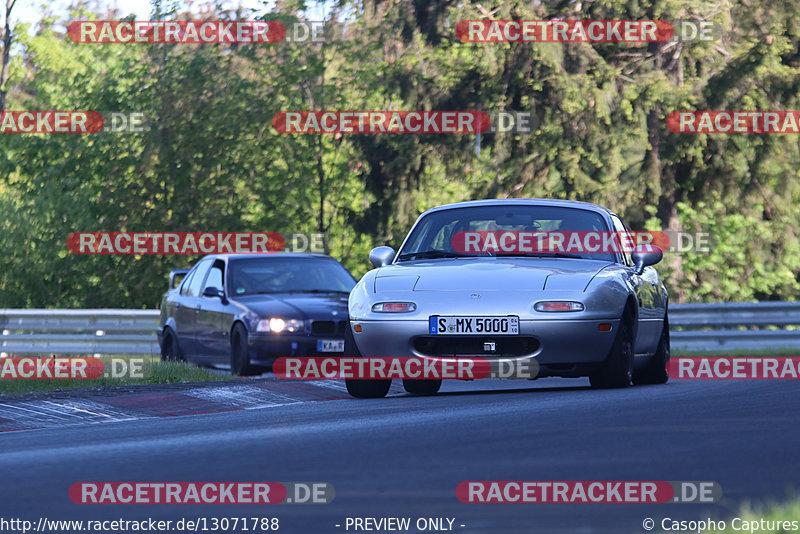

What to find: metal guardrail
left=670, top=302, right=800, bottom=351
left=0, top=309, right=160, bottom=355
left=0, top=303, right=798, bottom=355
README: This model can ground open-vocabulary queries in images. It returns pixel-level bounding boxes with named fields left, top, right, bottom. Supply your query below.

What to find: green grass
left=701, top=498, right=800, bottom=533
left=0, top=356, right=233, bottom=395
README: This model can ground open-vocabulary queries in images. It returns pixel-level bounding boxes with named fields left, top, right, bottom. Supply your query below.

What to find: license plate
left=429, top=316, right=519, bottom=335
left=317, top=339, right=345, bottom=352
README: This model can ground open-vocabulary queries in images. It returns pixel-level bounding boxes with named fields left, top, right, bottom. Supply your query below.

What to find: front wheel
left=343, top=324, right=391, bottom=398
left=230, top=323, right=258, bottom=376
left=590, top=317, right=633, bottom=389
left=633, top=314, right=670, bottom=385
left=346, top=378, right=392, bottom=398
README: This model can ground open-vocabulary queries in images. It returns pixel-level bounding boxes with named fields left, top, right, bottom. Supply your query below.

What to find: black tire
left=346, top=378, right=392, bottom=398
left=343, top=324, right=391, bottom=399
left=633, top=314, right=670, bottom=385
left=590, top=315, right=634, bottom=389
left=231, top=323, right=258, bottom=376
left=160, top=328, right=184, bottom=362
left=402, top=378, right=442, bottom=395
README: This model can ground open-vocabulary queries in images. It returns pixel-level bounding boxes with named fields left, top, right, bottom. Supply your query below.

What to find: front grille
left=412, top=336, right=540, bottom=357
left=311, top=320, right=346, bottom=336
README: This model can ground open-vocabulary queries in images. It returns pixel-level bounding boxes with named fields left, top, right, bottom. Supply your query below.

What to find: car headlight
left=371, top=302, right=417, bottom=313
left=533, top=301, right=585, bottom=312
left=256, top=318, right=304, bottom=333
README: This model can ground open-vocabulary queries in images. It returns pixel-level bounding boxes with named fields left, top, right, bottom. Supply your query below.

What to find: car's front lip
left=350, top=318, right=620, bottom=365
left=246, top=332, right=346, bottom=364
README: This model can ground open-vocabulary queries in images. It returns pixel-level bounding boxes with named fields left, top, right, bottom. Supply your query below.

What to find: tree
left=0, top=0, right=16, bottom=112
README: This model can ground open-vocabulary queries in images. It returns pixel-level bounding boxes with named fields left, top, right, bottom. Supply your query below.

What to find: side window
left=610, top=215, right=633, bottom=267
left=204, top=264, right=224, bottom=293
left=179, top=269, right=197, bottom=296
left=186, top=260, right=213, bottom=297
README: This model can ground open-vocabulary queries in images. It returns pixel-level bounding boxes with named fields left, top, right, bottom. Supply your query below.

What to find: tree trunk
left=0, top=0, right=17, bottom=113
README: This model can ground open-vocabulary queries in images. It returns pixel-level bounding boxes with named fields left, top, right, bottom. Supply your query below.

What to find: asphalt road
left=1, top=378, right=798, bottom=534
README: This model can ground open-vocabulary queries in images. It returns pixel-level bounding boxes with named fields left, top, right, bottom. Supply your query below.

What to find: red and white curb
left=0, top=380, right=405, bottom=432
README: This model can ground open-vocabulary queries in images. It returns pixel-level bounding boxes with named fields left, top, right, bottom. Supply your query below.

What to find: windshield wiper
left=397, top=249, right=476, bottom=261
left=287, top=289, right=351, bottom=294
left=244, top=289, right=349, bottom=295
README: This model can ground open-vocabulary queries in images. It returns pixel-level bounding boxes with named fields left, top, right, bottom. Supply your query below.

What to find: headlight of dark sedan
left=256, top=318, right=304, bottom=333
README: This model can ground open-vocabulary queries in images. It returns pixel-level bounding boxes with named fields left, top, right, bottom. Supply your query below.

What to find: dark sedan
left=158, top=254, right=356, bottom=375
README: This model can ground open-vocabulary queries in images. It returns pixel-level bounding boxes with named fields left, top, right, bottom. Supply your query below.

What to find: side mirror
left=202, top=286, right=223, bottom=298
left=631, top=245, right=663, bottom=275
left=369, top=246, right=396, bottom=268
left=169, top=268, right=190, bottom=289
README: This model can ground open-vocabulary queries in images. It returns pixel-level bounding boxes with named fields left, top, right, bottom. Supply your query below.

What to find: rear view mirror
left=369, top=246, right=396, bottom=268
left=202, top=286, right=223, bottom=298
left=169, top=268, right=190, bottom=289
left=631, top=245, right=663, bottom=275
left=494, top=213, right=531, bottom=226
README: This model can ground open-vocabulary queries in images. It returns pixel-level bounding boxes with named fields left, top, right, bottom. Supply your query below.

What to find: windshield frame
left=225, top=256, right=356, bottom=297
left=395, top=204, right=619, bottom=263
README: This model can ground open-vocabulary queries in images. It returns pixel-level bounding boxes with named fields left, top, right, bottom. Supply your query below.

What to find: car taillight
left=534, top=301, right=584, bottom=312
left=372, top=302, right=417, bottom=313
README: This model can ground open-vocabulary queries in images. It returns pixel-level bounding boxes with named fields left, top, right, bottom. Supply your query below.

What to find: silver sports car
left=344, top=198, right=670, bottom=398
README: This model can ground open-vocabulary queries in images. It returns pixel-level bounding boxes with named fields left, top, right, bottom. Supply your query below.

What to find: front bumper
left=350, top=318, right=620, bottom=376
left=246, top=333, right=346, bottom=366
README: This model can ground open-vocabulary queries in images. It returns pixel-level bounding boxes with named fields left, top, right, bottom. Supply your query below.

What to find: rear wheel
left=231, top=323, right=258, bottom=376
left=160, top=328, right=184, bottom=362
left=633, top=314, right=670, bottom=385
left=590, top=316, right=633, bottom=389
left=343, top=324, right=391, bottom=399
left=402, top=378, right=442, bottom=395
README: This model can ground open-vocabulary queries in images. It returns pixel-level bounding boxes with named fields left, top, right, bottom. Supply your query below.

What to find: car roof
left=419, top=198, right=614, bottom=217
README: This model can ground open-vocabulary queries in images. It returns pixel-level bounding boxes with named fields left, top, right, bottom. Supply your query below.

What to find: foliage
left=1, top=0, right=798, bottom=306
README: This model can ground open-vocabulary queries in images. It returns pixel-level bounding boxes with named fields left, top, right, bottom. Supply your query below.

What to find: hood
left=234, top=293, right=349, bottom=319
left=374, top=258, right=613, bottom=292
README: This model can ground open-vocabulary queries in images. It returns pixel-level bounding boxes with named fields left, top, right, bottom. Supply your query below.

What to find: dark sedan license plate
left=429, top=316, right=519, bottom=335
left=317, top=339, right=345, bottom=352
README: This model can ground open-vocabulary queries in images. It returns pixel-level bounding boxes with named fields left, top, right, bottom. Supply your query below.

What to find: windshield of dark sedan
left=397, top=205, right=616, bottom=262
left=227, top=257, right=356, bottom=296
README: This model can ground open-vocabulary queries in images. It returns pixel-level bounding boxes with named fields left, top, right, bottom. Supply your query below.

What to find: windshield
left=227, top=257, right=356, bottom=296
left=397, top=205, right=616, bottom=262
